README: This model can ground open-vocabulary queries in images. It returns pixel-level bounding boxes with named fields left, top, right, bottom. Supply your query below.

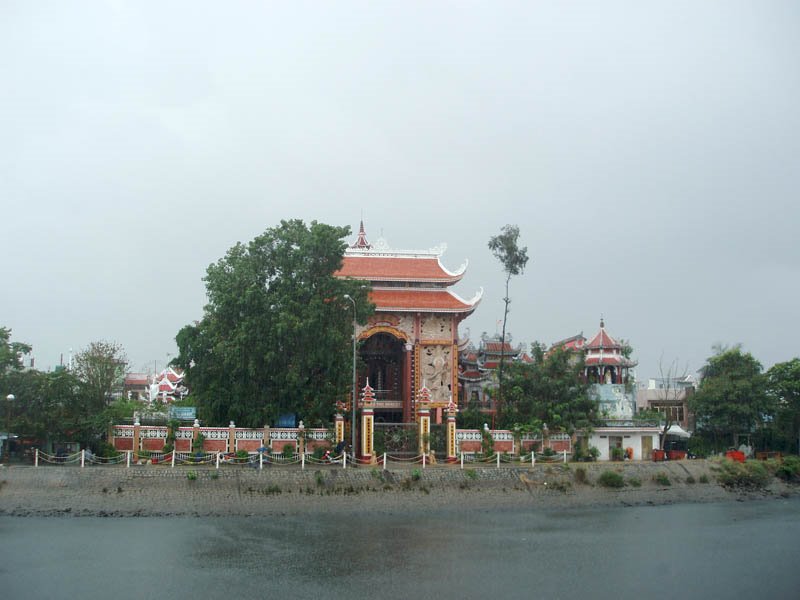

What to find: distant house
left=123, top=373, right=151, bottom=402
left=636, top=376, right=696, bottom=431
left=458, top=332, right=531, bottom=414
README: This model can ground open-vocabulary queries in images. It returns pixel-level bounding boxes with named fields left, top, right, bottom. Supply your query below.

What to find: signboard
left=169, top=406, right=196, bottom=421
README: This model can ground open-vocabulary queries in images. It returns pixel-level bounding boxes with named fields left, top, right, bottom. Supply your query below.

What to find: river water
left=1, top=499, right=798, bottom=599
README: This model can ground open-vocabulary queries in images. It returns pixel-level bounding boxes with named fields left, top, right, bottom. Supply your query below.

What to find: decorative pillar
left=403, top=343, right=413, bottom=423
left=298, top=421, right=306, bottom=456
left=133, top=417, right=141, bottom=463
left=418, top=384, right=431, bottom=456
left=446, top=398, right=458, bottom=463
left=192, top=418, right=201, bottom=453
left=360, top=380, right=376, bottom=463
left=228, top=421, right=236, bottom=454
left=334, top=402, right=345, bottom=445
left=263, top=424, right=271, bottom=453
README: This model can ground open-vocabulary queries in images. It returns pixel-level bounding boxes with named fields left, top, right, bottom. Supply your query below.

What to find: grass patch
left=597, top=470, right=625, bottom=488
left=775, top=456, right=800, bottom=482
left=411, top=468, right=422, bottom=481
left=699, top=474, right=710, bottom=484
left=574, top=467, right=587, bottom=484
left=653, top=473, right=671, bottom=486
left=716, top=459, right=770, bottom=489
left=464, top=469, right=478, bottom=480
left=628, top=477, right=642, bottom=488
left=685, top=475, right=696, bottom=484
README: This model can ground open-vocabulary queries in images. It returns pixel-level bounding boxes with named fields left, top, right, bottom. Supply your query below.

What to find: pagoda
left=336, top=222, right=482, bottom=422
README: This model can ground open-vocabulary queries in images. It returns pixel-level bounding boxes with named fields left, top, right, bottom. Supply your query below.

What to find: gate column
left=360, top=381, right=376, bottom=463
left=417, top=384, right=431, bottom=456
left=446, top=399, right=458, bottom=462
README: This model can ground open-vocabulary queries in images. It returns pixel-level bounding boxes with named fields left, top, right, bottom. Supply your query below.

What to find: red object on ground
left=667, top=450, right=687, bottom=461
left=652, top=449, right=665, bottom=462
left=725, top=450, right=746, bottom=463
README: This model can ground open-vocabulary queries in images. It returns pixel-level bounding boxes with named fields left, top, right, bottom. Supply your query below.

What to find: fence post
left=302, top=452, right=305, bottom=470
left=171, top=450, right=175, bottom=468
left=460, top=452, right=464, bottom=469
left=216, top=451, right=220, bottom=469
left=383, top=452, right=387, bottom=470
left=259, top=451, right=263, bottom=470
left=563, top=450, right=567, bottom=463
left=343, top=451, right=347, bottom=469
left=497, top=452, right=500, bottom=469
left=35, top=448, right=39, bottom=467
left=126, top=451, right=131, bottom=468
left=422, top=453, right=426, bottom=469
left=532, top=452, right=535, bottom=468
left=81, top=449, right=85, bottom=468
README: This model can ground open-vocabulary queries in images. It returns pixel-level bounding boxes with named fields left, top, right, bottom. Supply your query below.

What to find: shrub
left=597, top=471, right=625, bottom=488
left=282, top=444, right=295, bottom=459
left=236, top=449, right=249, bottom=460
left=542, top=447, right=556, bottom=457
left=699, top=474, right=710, bottom=484
left=716, top=459, right=770, bottom=489
left=312, top=446, right=327, bottom=460
left=628, top=477, right=642, bottom=487
left=588, top=446, right=600, bottom=461
left=610, top=447, right=625, bottom=461
left=653, top=473, right=671, bottom=486
left=315, top=471, right=325, bottom=487
left=574, top=467, right=587, bottom=484
left=775, top=456, right=800, bottom=481
left=186, top=470, right=198, bottom=481
left=465, top=468, right=478, bottom=480
left=685, top=475, right=696, bottom=484
left=411, top=468, right=422, bottom=481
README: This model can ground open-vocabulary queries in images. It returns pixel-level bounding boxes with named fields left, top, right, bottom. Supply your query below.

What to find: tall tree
left=0, top=327, right=32, bottom=377
left=766, top=358, right=800, bottom=454
left=690, top=347, right=773, bottom=450
left=503, top=343, right=595, bottom=432
left=73, top=341, right=128, bottom=412
left=175, top=220, right=373, bottom=427
left=488, top=225, right=529, bottom=420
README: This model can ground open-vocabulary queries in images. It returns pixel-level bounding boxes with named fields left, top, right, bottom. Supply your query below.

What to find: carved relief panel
left=419, top=344, right=453, bottom=403
left=419, top=315, right=452, bottom=341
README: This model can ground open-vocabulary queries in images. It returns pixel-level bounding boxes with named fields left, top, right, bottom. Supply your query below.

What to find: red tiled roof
left=484, top=341, right=514, bottom=353
left=337, top=255, right=463, bottom=283
left=125, top=374, right=149, bottom=386
left=586, top=326, right=619, bottom=350
left=459, top=369, right=485, bottom=380
left=369, top=289, right=477, bottom=314
left=585, top=355, right=634, bottom=366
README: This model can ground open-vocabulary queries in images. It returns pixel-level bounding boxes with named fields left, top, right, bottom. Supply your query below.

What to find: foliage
left=653, top=473, right=671, bottom=486
left=480, top=428, right=494, bottom=456
left=464, top=468, right=478, bottom=480
left=174, top=220, right=373, bottom=427
left=699, top=474, right=710, bottom=484
left=0, top=327, right=32, bottom=375
left=573, top=467, right=587, bottom=484
left=73, top=341, right=128, bottom=410
left=766, top=358, right=800, bottom=453
left=282, top=443, right=295, bottom=458
left=610, top=446, right=625, bottom=461
left=597, top=471, right=625, bottom=488
left=487, top=224, right=529, bottom=421
left=193, top=433, right=206, bottom=453
left=186, top=470, right=198, bottom=481
left=502, top=343, right=595, bottom=432
left=628, top=476, right=642, bottom=487
left=714, top=459, right=770, bottom=489
left=411, top=468, right=422, bottom=481
left=775, top=455, right=800, bottom=481
left=690, top=348, right=773, bottom=450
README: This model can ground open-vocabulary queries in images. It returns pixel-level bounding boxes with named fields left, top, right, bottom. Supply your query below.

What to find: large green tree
left=73, top=341, right=128, bottom=411
left=690, top=347, right=773, bottom=450
left=487, top=225, right=529, bottom=420
left=501, top=343, right=595, bottom=433
left=766, top=358, right=800, bottom=453
left=175, top=220, right=373, bottom=427
left=1, top=327, right=32, bottom=378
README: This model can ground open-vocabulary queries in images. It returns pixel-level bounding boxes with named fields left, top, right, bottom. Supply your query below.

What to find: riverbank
left=1, top=459, right=797, bottom=517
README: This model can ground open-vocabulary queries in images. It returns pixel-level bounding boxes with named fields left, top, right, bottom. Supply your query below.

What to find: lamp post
left=343, top=294, right=357, bottom=459
left=3, top=394, right=15, bottom=464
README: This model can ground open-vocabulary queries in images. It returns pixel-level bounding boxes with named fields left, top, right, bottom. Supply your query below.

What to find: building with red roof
left=335, top=222, right=482, bottom=422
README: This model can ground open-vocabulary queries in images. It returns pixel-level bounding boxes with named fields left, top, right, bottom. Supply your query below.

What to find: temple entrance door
left=360, top=333, right=406, bottom=423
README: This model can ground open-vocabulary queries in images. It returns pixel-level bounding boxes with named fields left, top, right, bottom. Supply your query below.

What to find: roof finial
left=351, top=220, right=371, bottom=249
left=600, top=314, right=605, bottom=329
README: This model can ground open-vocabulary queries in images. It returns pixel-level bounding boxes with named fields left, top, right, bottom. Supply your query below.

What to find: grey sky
left=2, top=1, right=799, bottom=381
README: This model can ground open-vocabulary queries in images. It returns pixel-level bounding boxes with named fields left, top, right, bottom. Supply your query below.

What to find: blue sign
left=276, top=413, right=296, bottom=428
left=169, top=406, right=196, bottom=421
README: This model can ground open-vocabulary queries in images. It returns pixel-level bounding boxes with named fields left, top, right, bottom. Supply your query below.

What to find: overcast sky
left=2, top=1, right=799, bottom=382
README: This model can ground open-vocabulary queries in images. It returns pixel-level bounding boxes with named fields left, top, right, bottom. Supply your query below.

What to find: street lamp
left=343, top=294, right=357, bottom=459
left=3, top=394, right=15, bottom=464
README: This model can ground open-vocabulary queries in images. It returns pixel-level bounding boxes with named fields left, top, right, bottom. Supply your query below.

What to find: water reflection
left=2, top=500, right=799, bottom=599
